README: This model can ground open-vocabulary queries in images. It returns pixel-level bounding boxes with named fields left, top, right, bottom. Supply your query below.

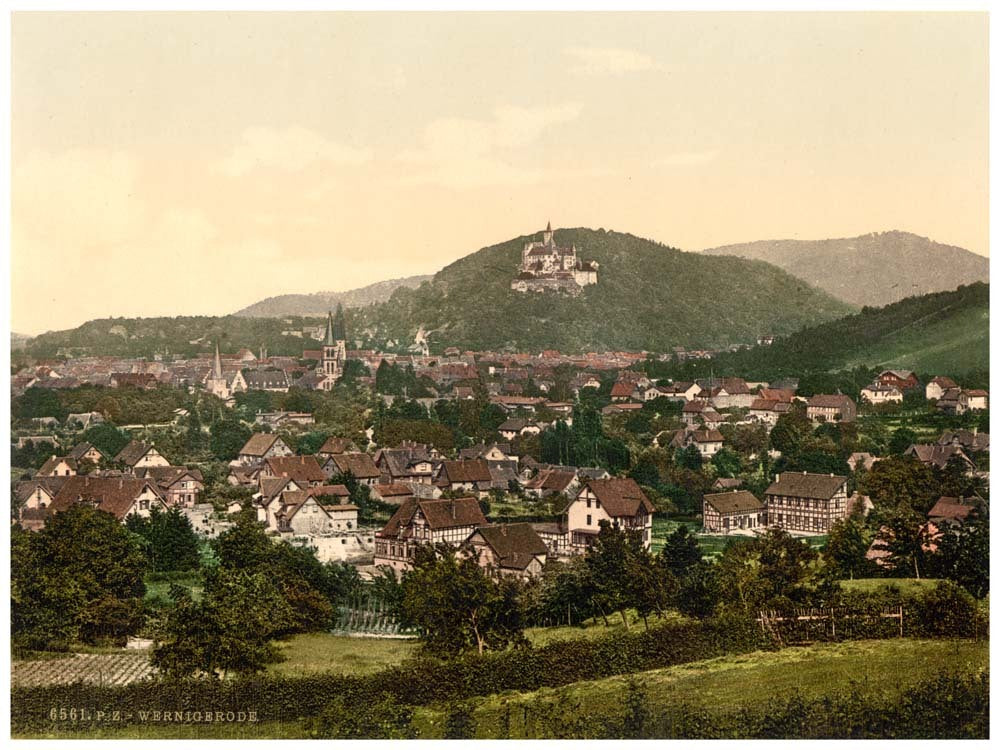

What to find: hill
left=658, top=282, right=989, bottom=381
left=702, top=231, right=988, bottom=307
left=348, top=227, right=853, bottom=353
left=233, top=275, right=433, bottom=317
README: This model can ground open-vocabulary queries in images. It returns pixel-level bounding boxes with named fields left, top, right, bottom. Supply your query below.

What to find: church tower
left=206, top=340, right=230, bottom=399
left=321, top=305, right=347, bottom=390
left=542, top=220, right=554, bottom=245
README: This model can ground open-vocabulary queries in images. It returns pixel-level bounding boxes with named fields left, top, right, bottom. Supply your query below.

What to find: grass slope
left=351, top=227, right=852, bottom=353
left=21, top=639, right=986, bottom=739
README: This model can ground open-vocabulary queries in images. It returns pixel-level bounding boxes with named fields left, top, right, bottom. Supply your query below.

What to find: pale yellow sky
left=11, top=11, right=989, bottom=335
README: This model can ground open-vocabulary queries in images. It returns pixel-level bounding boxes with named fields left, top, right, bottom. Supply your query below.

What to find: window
left=596, top=500, right=601, bottom=509
left=586, top=514, right=592, bottom=526
left=586, top=497, right=591, bottom=508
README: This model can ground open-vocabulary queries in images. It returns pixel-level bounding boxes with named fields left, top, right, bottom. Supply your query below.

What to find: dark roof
left=691, top=429, right=724, bottom=443
left=113, top=439, right=155, bottom=467
left=327, top=452, right=380, bottom=479
left=704, top=490, right=764, bottom=514
left=766, top=472, right=847, bottom=500
left=68, top=442, right=105, bottom=461
left=49, top=476, right=165, bottom=520
left=583, top=478, right=654, bottom=517
left=242, top=370, right=289, bottom=389
left=264, top=455, right=327, bottom=484
left=468, top=523, right=548, bottom=570
left=927, top=496, right=978, bottom=523
left=317, top=437, right=358, bottom=455
left=239, top=433, right=282, bottom=457
left=905, top=444, right=974, bottom=469
left=137, top=466, right=204, bottom=488
left=440, top=459, right=492, bottom=484
left=807, top=394, right=855, bottom=409
left=378, top=496, right=487, bottom=537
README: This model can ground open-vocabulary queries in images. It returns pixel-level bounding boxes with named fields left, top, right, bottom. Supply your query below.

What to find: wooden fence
left=756, top=605, right=904, bottom=646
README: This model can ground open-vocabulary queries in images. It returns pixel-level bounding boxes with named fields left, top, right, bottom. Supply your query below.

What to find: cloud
left=397, top=103, right=582, bottom=188
left=655, top=149, right=721, bottom=167
left=564, top=46, right=668, bottom=75
left=217, top=125, right=371, bottom=177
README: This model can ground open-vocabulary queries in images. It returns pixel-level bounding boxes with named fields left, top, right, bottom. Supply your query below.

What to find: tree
left=860, top=456, right=941, bottom=514
left=715, top=529, right=820, bottom=614
left=711, top=448, right=742, bottom=478
left=209, top=417, right=251, bottom=461
left=823, top=516, right=871, bottom=580
left=310, top=694, right=415, bottom=739
left=82, top=422, right=131, bottom=459
left=930, top=509, right=989, bottom=598
left=585, top=522, right=648, bottom=629
left=401, top=545, right=527, bottom=656
left=659, top=524, right=703, bottom=578
left=12, top=506, right=148, bottom=649
left=888, top=427, right=918, bottom=456
left=769, top=409, right=812, bottom=454
left=878, top=505, right=933, bottom=579
left=151, top=568, right=295, bottom=678
left=675, top=444, right=703, bottom=471
left=13, top=386, right=68, bottom=421
left=125, top=506, right=202, bottom=572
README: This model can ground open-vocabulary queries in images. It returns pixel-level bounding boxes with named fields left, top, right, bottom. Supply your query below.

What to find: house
left=964, top=390, right=989, bottom=411
left=758, top=387, right=796, bottom=402
left=374, top=445, right=439, bottom=484
left=20, top=475, right=168, bottom=530
left=462, top=523, right=548, bottom=579
left=371, top=483, right=416, bottom=506
left=497, top=419, right=541, bottom=441
left=110, top=372, right=159, bottom=389
left=323, top=452, right=381, bottom=486
left=847, top=452, right=880, bottom=472
left=16, top=477, right=69, bottom=520
left=458, top=442, right=514, bottom=462
left=685, top=429, right=724, bottom=458
left=114, top=440, right=171, bottom=473
left=35, top=455, right=77, bottom=478
left=241, top=369, right=290, bottom=392
left=136, top=466, right=204, bottom=507
left=712, top=477, right=743, bottom=491
left=927, top=495, right=982, bottom=528
left=523, top=468, right=578, bottom=499
left=875, top=369, right=919, bottom=391
left=682, top=400, right=722, bottom=426
left=926, top=376, right=958, bottom=401
left=255, top=476, right=304, bottom=528
left=373, top=496, right=489, bottom=573
left=703, top=490, right=766, bottom=534
left=435, top=459, right=494, bottom=496
left=657, top=381, right=702, bottom=402
left=261, top=455, right=328, bottom=487
left=699, top=378, right=753, bottom=409
left=559, top=478, right=655, bottom=553
left=805, top=394, right=857, bottom=424
left=275, top=491, right=358, bottom=535
left=610, top=381, right=635, bottom=402
left=937, top=430, right=989, bottom=454
left=317, top=437, right=360, bottom=458
left=236, top=433, right=293, bottom=466
left=904, top=444, right=975, bottom=472
left=860, top=384, right=903, bottom=405
left=749, top=398, right=794, bottom=427
left=68, top=442, right=106, bottom=466
left=66, top=412, right=105, bottom=430
left=254, top=411, right=315, bottom=428
left=764, top=472, right=849, bottom=535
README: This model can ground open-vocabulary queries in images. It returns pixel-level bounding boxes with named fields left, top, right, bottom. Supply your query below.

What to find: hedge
left=12, top=615, right=766, bottom=732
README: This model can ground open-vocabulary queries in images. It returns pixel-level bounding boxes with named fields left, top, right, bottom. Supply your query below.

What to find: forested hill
left=233, top=275, right=433, bottom=317
left=347, top=227, right=853, bottom=353
left=653, top=282, right=989, bottom=383
left=702, top=230, right=988, bottom=308
left=21, top=228, right=853, bottom=358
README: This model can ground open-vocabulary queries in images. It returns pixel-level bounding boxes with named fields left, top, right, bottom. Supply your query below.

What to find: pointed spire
left=324, top=310, right=336, bottom=346
left=333, top=304, right=346, bottom=342
left=213, top=341, right=223, bottom=378
left=546, top=220, right=552, bottom=232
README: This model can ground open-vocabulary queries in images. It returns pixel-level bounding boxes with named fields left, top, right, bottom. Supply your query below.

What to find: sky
left=11, top=11, right=989, bottom=335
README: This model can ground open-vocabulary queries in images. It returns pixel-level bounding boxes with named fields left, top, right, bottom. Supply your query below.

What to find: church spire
left=546, top=220, right=552, bottom=232
left=213, top=341, right=223, bottom=379
left=324, top=310, right=336, bottom=346
left=333, top=304, right=346, bottom=342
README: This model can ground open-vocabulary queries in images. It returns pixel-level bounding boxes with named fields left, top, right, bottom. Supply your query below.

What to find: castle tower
left=321, top=305, right=347, bottom=389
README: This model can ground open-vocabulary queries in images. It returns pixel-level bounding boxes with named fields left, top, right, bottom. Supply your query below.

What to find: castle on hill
left=511, top=222, right=598, bottom=295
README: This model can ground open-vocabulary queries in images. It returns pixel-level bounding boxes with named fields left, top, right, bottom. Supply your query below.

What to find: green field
left=840, top=578, right=941, bottom=595
left=143, top=572, right=204, bottom=606
left=841, top=304, right=989, bottom=374
left=651, top=518, right=826, bottom=557
left=20, top=638, right=986, bottom=739
left=412, top=638, right=989, bottom=738
left=268, top=633, right=418, bottom=677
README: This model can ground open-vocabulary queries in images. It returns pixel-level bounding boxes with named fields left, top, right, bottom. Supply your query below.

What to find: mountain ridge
left=702, top=230, right=988, bottom=307
left=233, top=275, right=433, bottom=317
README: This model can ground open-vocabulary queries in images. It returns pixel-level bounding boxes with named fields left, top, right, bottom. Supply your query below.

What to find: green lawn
left=267, top=632, right=418, bottom=677
left=411, top=638, right=989, bottom=738
left=143, top=571, right=204, bottom=606
left=651, top=517, right=826, bottom=557
left=840, top=578, right=941, bottom=595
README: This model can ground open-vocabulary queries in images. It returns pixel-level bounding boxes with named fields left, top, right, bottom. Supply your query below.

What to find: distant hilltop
left=702, top=230, right=988, bottom=308
left=234, top=275, right=433, bottom=318
left=511, top=222, right=599, bottom=295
